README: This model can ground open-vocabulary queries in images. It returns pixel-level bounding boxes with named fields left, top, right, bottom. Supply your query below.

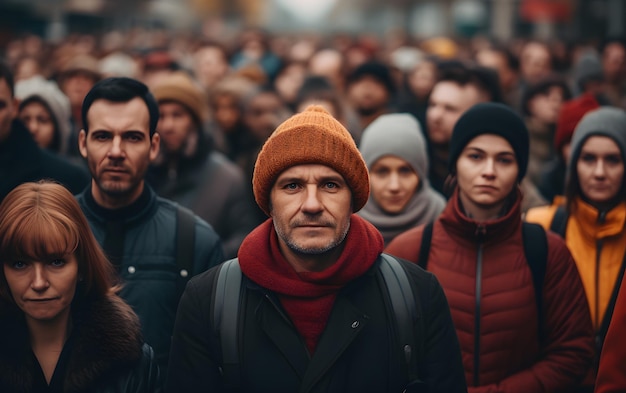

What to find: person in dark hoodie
left=148, top=71, right=260, bottom=259
left=0, top=61, right=89, bottom=202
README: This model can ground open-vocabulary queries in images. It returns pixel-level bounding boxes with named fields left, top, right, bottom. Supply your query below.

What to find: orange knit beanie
left=253, top=105, right=369, bottom=217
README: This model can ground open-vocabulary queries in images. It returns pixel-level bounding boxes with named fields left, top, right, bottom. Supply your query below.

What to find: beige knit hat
left=152, top=71, right=208, bottom=123
left=253, top=105, right=369, bottom=216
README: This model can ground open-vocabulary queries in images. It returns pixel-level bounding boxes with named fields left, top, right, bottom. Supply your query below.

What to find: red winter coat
left=386, top=188, right=594, bottom=393
left=595, top=283, right=626, bottom=393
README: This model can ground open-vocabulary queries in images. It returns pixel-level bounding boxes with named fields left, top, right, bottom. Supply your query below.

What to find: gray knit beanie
left=569, top=107, right=626, bottom=173
left=359, top=113, right=429, bottom=183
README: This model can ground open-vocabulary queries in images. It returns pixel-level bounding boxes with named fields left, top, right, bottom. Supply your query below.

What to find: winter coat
left=0, top=120, right=89, bottom=202
left=386, top=189, right=594, bottom=392
left=595, top=282, right=626, bottom=393
left=76, top=185, right=224, bottom=371
left=165, top=256, right=467, bottom=393
left=0, top=295, right=161, bottom=393
left=148, top=150, right=260, bottom=259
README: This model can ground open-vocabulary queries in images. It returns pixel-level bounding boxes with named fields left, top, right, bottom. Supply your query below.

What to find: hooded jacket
left=386, top=189, right=594, bottom=392
left=0, top=295, right=161, bottom=393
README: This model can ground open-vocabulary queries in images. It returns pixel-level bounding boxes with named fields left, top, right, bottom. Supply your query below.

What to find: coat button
left=180, top=269, right=189, bottom=278
left=127, top=266, right=136, bottom=274
left=351, top=321, right=359, bottom=328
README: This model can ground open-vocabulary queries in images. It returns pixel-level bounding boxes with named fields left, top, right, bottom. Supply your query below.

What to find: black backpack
left=212, top=254, right=424, bottom=390
left=418, top=221, right=548, bottom=341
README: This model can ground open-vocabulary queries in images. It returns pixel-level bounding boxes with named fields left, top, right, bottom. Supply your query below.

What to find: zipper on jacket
left=473, top=244, right=484, bottom=387
left=595, top=211, right=607, bottom=331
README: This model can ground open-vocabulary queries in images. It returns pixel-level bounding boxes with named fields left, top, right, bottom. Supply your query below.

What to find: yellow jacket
left=526, top=198, right=626, bottom=330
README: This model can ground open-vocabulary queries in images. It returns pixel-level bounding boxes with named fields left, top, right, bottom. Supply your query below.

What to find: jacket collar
left=572, top=197, right=626, bottom=240
left=79, top=183, right=158, bottom=225
left=439, top=187, right=523, bottom=245
left=0, top=295, right=143, bottom=392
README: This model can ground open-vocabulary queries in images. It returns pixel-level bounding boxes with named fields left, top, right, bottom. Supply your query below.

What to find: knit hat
left=569, top=107, right=626, bottom=171
left=253, top=105, right=369, bottom=216
left=573, top=50, right=604, bottom=91
left=152, top=71, right=208, bottom=123
left=359, top=113, right=429, bottom=183
left=449, top=102, right=529, bottom=182
left=554, top=93, right=600, bottom=154
left=14, top=75, right=72, bottom=154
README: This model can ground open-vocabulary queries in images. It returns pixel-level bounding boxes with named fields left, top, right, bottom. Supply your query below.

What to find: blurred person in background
left=308, top=48, right=347, bottom=94
left=345, top=60, right=396, bottom=143
left=475, top=44, right=521, bottom=111
left=15, top=75, right=73, bottom=159
left=294, top=75, right=345, bottom=125
left=0, top=62, right=89, bottom=202
left=149, top=71, right=259, bottom=259
left=521, top=75, right=572, bottom=187
left=0, top=181, right=162, bottom=393
left=358, top=113, right=445, bottom=245
left=526, top=107, right=626, bottom=392
left=231, top=28, right=282, bottom=82
left=396, top=55, right=438, bottom=130
left=538, top=93, right=600, bottom=202
left=600, top=37, right=626, bottom=109
left=519, top=40, right=553, bottom=87
left=191, top=41, right=232, bottom=94
left=272, top=60, right=308, bottom=112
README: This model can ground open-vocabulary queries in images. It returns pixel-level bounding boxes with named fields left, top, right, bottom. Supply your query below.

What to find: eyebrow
left=464, top=146, right=515, bottom=155
left=275, top=175, right=346, bottom=185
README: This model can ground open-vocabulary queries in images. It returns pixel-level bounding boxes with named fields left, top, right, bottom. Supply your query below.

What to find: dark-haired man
left=75, top=77, right=224, bottom=375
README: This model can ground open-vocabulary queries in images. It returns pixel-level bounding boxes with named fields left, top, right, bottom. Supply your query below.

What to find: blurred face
left=157, top=101, right=195, bottom=153
left=577, top=136, right=624, bottom=205
left=347, top=76, right=390, bottom=117
left=194, top=46, right=230, bottom=89
left=427, top=81, right=484, bottom=145
left=0, top=78, right=18, bottom=143
left=602, top=43, right=626, bottom=82
left=527, top=86, right=565, bottom=125
left=408, top=61, right=437, bottom=99
left=4, top=254, right=78, bottom=324
left=370, top=156, right=420, bottom=214
left=476, top=49, right=516, bottom=91
left=243, top=92, right=288, bottom=143
left=270, top=164, right=352, bottom=263
left=274, top=63, right=306, bottom=104
left=520, top=43, right=551, bottom=84
left=61, top=72, right=97, bottom=107
left=456, top=134, right=519, bottom=217
left=79, top=98, right=160, bottom=209
left=213, top=94, right=241, bottom=133
left=19, top=101, right=55, bottom=149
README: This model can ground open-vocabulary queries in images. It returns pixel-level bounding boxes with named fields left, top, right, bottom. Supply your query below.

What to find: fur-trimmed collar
left=0, top=295, right=143, bottom=392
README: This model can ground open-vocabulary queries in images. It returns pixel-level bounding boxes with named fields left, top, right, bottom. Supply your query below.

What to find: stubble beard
left=274, top=220, right=351, bottom=255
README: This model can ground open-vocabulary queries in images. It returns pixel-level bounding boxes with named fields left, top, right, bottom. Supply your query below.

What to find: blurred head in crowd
left=141, top=49, right=178, bottom=89
left=554, top=93, right=600, bottom=163
left=519, top=41, right=552, bottom=85
left=475, top=44, right=519, bottom=94
left=152, top=71, right=208, bottom=156
left=209, top=76, right=256, bottom=136
left=79, top=77, right=160, bottom=209
left=273, top=60, right=308, bottom=110
left=57, top=54, right=102, bottom=115
left=15, top=76, right=72, bottom=154
left=346, top=60, right=395, bottom=120
left=242, top=86, right=291, bottom=144
left=192, top=42, right=231, bottom=92
left=426, top=62, right=495, bottom=146
left=601, top=37, right=626, bottom=84
left=13, top=55, right=43, bottom=82
left=522, top=75, right=572, bottom=126
left=0, top=62, right=17, bottom=144
left=308, top=48, right=346, bottom=92
left=295, top=75, right=344, bottom=127
left=407, top=57, right=438, bottom=101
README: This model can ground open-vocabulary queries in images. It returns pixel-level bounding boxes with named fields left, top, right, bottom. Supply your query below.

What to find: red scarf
left=238, top=214, right=384, bottom=354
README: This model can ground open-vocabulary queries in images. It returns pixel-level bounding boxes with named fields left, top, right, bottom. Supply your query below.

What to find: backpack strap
left=596, top=252, right=626, bottom=355
left=214, top=258, right=243, bottom=389
left=549, top=205, right=568, bottom=237
left=379, top=254, right=422, bottom=384
left=521, top=222, right=548, bottom=344
left=176, top=205, right=196, bottom=300
left=418, top=222, right=434, bottom=270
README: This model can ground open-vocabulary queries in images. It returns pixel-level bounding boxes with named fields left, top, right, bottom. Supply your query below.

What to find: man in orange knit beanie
left=166, top=105, right=466, bottom=393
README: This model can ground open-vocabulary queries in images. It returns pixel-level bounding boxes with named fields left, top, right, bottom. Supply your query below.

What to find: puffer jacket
left=76, top=185, right=224, bottom=370
left=0, top=295, right=161, bottom=393
left=386, top=188, right=594, bottom=392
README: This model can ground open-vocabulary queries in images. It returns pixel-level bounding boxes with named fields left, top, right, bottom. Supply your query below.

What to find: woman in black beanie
left=387, top=102, right=594, bottom=392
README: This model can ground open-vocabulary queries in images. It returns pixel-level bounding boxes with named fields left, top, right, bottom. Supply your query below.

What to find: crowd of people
left=0, top=26, right=625, bottom=392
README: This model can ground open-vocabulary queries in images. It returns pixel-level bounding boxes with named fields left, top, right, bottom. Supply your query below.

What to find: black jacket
left=0, top=295, right=161, bottom=393
left=76, top=185, right=224, bottom=370
left=0, top=120, right=90, bottom=201
left=166, top=255, right=467, bottom=393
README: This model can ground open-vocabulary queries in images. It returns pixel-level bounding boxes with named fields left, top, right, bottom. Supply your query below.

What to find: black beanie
left=448, top=102, right=529, bottom=182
